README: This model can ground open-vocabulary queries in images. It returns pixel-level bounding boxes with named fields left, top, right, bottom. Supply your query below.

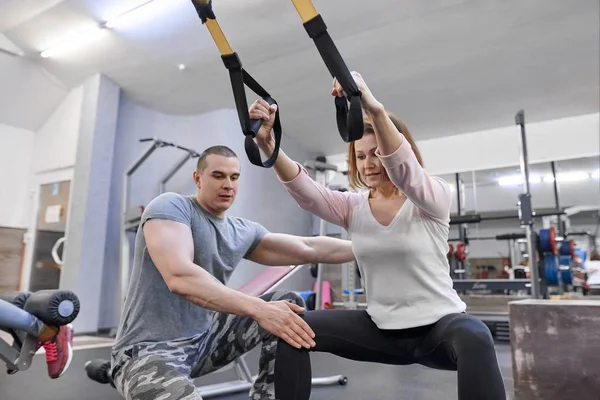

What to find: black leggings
left=274, top=310, right=506, bottom=400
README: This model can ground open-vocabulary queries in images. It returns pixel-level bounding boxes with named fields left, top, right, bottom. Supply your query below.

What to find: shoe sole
left=57, top=324, right=74, bottom=378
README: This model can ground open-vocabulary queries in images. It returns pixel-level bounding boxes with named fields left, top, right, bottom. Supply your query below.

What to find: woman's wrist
left=256, top=137, right=275, bottom=156
left=366, top=100, right=385, bottom=117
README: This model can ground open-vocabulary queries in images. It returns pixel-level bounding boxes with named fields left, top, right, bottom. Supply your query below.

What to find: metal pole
left=550, top=161, right=566, bottom=237
left=159, top=152, right=194, bottom=194
left=515, top=110, right=540, bottom=299
left=471, top=171, right=480, bottom=242
left=120, top=140, right=162, bottom=305
left=314, top=167, right=327, bottom=311
left=455, top=173, right=462, bottom=217
left=454, top=173, right=467, bottom=278
left=550, top=161, right=561, bottom=211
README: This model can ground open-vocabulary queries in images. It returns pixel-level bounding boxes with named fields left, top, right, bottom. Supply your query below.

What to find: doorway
left=27, top=180, right=71, bottom=292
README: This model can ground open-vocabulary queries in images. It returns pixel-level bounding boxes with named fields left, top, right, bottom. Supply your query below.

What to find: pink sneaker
left=40, top=324, right=73, bottom=379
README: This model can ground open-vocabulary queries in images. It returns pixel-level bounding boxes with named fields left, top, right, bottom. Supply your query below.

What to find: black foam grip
left=23, top=290, right=80, bottom=326
left=85, top=359, right=112, bottom=385
left=450, top=214, right=482, bottom=225
left=496, top=233, right=526, bottom=241
left=0, top=291, right=32, bottom=309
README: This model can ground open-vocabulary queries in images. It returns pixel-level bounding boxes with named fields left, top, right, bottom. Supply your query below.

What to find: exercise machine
left=0, top=290, right=80, bottom=373
left=84, top=264, right=348, bottom=396
left=190, top=0, right=363, bottom=168
left=451, top=111, right=557, bottom=299
left=119, top=137, right=200, bottom=308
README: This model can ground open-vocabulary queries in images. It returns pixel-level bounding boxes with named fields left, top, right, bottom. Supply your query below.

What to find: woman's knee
left=446, top=314, right=495, bottom=351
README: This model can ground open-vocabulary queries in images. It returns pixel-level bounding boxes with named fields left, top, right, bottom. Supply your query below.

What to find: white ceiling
left=0, top=0, right=598, bottom=154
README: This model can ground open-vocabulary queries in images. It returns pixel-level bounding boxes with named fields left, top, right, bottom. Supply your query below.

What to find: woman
left=249, top=71, right=506, bottom=400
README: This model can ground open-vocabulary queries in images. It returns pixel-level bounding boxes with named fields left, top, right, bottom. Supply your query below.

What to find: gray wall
left=99, top=95, right=316, bottom=329
left=60, top=74, right=120, bottom=333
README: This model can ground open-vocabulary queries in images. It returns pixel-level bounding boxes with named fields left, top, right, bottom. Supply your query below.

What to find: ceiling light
left=592, top=169, right=600, bottom=179
left=178, top=63, right=186, bottom=70
left=497, top=175, right=522, bottom=187
left=40, top=26, right=104, bottom=58
left=497, top=174, right=541, bottom=187
left=40, top=0, right=167, bottom=58
left=556, top=171, right=591, bottom=183
left=105, top=0, right=166, bottom=29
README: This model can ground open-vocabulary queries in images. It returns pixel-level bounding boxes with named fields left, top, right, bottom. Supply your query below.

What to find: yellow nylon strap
left=204, top=18, right=233, bottom=55
left=290, top=0, right=318, bottom=22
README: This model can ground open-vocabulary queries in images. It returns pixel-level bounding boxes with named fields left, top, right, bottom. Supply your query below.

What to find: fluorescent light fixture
left=497, top=174, right=541, bottom=187
left=556, top=171, right=591, bottom=183
left=105, top=0, right=166, bottom=29
left=497, top=175, right=522, bottom=186
left=544, top=170, right=595, bottom=183
left=40, top=26, right=104, bottom=58
left=40, top=0, right=167, bottom=58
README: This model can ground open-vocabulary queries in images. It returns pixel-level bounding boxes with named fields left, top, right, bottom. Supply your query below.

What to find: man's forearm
left=169, top=263, right=265, bottom=318
left=306, top=236, right=355, bottom=264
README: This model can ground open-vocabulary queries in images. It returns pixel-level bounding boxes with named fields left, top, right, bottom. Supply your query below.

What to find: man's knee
left=263, top=290, right=305, bottom=308
left=118, top=355, right=200, bottom=400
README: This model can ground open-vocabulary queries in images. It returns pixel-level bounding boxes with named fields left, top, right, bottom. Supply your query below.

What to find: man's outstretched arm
left=144, top=219, right=316, bottom=349
left=246, top=233, right=355, bottom=266
left=144, top=218, right=265, bottom=316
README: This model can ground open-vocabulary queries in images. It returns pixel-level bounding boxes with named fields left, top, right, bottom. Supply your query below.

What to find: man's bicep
left=143, top=219, right=194, bottom=283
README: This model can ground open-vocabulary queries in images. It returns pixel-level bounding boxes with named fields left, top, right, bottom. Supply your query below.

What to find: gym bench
left=0, top=289, right=80, bottom=373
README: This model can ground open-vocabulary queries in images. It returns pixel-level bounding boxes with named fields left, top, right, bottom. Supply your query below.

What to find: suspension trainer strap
left=191, top=0, right=281, bottom=168
left=291, top=0, right=363, bottom=143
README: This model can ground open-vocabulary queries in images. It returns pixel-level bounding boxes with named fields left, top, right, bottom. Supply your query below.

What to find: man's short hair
left=196, top=145, right=238, bottom=171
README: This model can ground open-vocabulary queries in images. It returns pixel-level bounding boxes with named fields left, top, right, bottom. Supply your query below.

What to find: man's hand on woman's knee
left=252, top=300, right=316, bottom=350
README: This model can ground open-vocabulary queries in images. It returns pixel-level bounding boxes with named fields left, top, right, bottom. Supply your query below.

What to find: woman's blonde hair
left=346, top=112, right=424, bottom=190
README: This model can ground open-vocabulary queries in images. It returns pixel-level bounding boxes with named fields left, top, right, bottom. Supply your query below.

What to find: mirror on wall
left=442, top=155, right=599, bottom=299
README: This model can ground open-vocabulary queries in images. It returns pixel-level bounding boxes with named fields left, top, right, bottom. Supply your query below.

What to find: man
left=110, top=145, right=354, bottom=400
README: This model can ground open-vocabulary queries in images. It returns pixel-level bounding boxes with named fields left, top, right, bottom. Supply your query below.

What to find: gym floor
left=0, top=338, right=514, bottom=400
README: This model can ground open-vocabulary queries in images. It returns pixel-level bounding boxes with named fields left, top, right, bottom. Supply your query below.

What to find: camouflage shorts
left=110, top=290, right=303, bottom=400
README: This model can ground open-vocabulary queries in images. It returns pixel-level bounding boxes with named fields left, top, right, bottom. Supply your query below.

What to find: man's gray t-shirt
left=113, top=192, right=269, bottom=351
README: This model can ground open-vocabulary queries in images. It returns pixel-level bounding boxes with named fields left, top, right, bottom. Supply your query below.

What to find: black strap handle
left=303, top=15, right=363, bottom=143
left=192, top=0, right=281, bottom=168
left=222, top=54, right=282, bottom=168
